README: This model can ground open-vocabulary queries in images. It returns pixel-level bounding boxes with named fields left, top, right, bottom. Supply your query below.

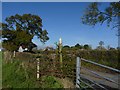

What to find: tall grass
left=2, top=57, right=64, bottom=88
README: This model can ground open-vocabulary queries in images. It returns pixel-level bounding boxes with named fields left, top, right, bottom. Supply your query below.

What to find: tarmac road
left=81, top=68, right=120, bottom=90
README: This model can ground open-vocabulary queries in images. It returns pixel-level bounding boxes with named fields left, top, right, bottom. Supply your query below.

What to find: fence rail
left=82, top=67, right=118, bottom=84
left=76, top=57, right=119, bottom=89
left=80, top=74, right=108, bottom=90
left=81, top=58, right=120, bottom=73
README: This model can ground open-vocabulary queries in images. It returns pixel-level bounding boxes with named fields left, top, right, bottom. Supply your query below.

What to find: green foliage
left=95, top=41, right=106, bottom=50
left=83, top=44, right=91, bottom=50
left=41, top=76, right=63, bottom=88
left=2, top=50, right=119, bottom=89
left=40, top=30, right=49, bottom=44
left=2, top=56, right=64, bottom=88
left=70, top=46, right=78, bottom=50
left=76, top=50, right=119, bottom=69
left=63, top=45, right=70, bottom=49
left=2, top=14, right=49, bottom=51
left=75, top=43, right=83, bottom=49
left=2, top=59, right=40, bottom=88
left=0, top=52, right=2, bottom=89
left=96, top=46, right=106, bottom=50
left=2, top=30, right=33, bottom=51
left=99, top=41, right=104, bottom=46
left=82, top=2, right=120, bottom=28
left=3, top=60, right=26, bottom=88
left=66, top=44, right=92, bottom=50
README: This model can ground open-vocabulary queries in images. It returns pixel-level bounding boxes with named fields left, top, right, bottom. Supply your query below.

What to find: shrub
left=41, top=76, right=63, bottom=88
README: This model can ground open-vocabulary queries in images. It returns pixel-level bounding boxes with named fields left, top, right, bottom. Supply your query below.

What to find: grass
left=0, top=51, right=2, bottom=89
left=2, top=60, right=30, bottom=88
left=2, top=50, right=119, bottom=89
left=2, top=58, right=64, bottom=88
left=41, top=76, right=63, bottom=88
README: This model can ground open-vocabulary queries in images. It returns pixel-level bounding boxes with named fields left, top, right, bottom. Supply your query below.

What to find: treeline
left=63, top=41, right=118, bottom=51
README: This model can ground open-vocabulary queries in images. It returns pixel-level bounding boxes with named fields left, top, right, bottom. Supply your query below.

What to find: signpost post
left=76, top=57, right=81, bottom=88
left=59, top=38, right=63, bottom=67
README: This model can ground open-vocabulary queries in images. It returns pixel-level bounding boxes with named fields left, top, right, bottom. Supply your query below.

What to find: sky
left=2, top=2, right=118, bottom=49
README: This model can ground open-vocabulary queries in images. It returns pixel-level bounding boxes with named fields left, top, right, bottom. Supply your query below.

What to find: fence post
left=76, top=57, right=81, bottom=88
left=37, top=58, right=40, bottom=80
left=13, top=51, right=16, bottom=58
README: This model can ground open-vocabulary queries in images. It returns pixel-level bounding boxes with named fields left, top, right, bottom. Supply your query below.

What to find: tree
left=109, top=47, right=116, bottom=50
left=99, top=41, right=104, bottom=47
left=2, top=14, right=49, bottom=51
left=75, top=43, right=83, bottom=49
left=83, top=44, right=92, bottom=50
left=98, top=41, right=105, bottom=50
left=95, top=41, right=106, bottom=50
left=2, top=30, right=33, bottom=51
left=82, top=2, right=120, bottom=47
left=63, top=45, right=70, bottom=49
left=96, top=46, right=106, bottom=50
left=82, top=2, right=120, bottom=27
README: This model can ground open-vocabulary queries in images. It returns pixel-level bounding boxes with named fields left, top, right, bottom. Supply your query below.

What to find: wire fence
left=3, top=51, right=119, bottom=89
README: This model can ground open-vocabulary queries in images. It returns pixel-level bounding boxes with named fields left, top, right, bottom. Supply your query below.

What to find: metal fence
left=76, top=57, right=120, bottom=90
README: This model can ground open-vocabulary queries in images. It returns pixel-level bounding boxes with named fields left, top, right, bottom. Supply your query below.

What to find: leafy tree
left=109, top=47, right=116, bottom=50
left=82, top=2, right=120, bottom=48
left=75, top=43, right=83, bottom=49
left=95, top=41, right=106, bottom=50
left=99, top=41, right=104, bottom=47
left=2, top=14, right=49, bottom=51
left=63, top=45, right=70, bottom=49
left=83, top=44, right=92, bottom=50
left=82, top=2, right=120, bottom=27
left=2, top=30, right=33, bottom=51
left=97, top=41, right=105, bottom=50
left=75, top=43, right=80, bottom=48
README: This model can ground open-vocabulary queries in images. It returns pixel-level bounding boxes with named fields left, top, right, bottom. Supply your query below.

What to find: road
left=81, top=68, right=120, bottom=89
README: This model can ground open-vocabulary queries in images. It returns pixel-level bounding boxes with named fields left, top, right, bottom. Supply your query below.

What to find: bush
left=41, top=76, right=63, bottom=88
left=2, top=58, right=64, bottom=88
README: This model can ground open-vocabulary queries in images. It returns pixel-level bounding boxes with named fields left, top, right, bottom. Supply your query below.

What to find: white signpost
left=58, top=38, right=63, bottom=68
left=76, top=57, right=81, bottom=88
left=37, top=58, right=40, bottom=80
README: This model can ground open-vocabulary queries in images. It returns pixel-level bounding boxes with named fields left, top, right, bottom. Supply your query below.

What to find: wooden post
left=13, top=51, right=16, bottom=58
left=59, top=43, right=62, bottom=67
left=59, top=38, right=63, bottom=68
left=76, top=57, right=81, bottom=88
left=37, top=58, right=40, bottom=80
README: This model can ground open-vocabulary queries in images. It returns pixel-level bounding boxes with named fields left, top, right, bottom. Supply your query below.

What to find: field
left=2, top=59, right=65, bottom=88
left=1, top=50, right=119, bottom=89
left=2, top=51, right=75, bottom=88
